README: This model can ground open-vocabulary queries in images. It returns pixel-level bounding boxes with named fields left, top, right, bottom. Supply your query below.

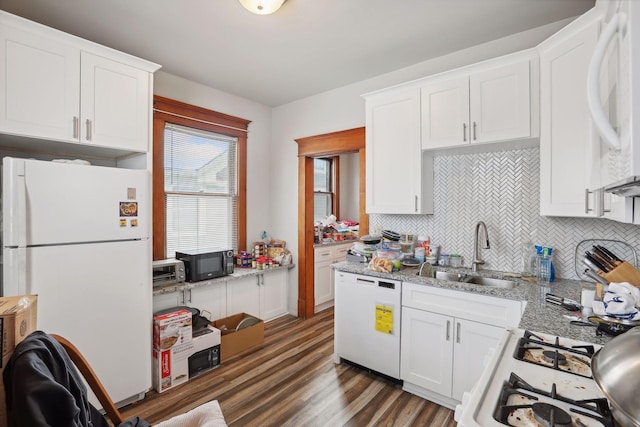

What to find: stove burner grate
left=514, top=331, right=595, bottom=378
left=542, top=350, right=567, bottom=366
left=493, top=373, right=616, bottom=427
left=532, top=402, right=572, bottom=427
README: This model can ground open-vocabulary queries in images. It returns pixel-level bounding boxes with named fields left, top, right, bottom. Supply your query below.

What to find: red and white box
left=153, top=309, right=192, bottom=351
left=152, top=326, right=221, bottom=393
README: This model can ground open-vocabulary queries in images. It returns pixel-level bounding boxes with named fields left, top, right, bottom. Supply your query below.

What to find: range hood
left=603, top=176, right=640, bottom=197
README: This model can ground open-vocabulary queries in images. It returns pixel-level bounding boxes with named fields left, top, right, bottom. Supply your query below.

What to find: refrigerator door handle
left=3, top=158, right=27, bottom=247
left=3, top=247, right=27, bottom=295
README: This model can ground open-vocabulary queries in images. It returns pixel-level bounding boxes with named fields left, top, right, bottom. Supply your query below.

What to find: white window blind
left=313, top=158, right=332, bottom=223
left=164, top=123, right=238, bottom=256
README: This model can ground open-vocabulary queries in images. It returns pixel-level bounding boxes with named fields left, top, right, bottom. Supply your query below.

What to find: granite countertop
left=332, top=261, right=612, bottom=345
left=152, top=264, right=294, bottom=296
left=314, top=240, right=355, bottom=248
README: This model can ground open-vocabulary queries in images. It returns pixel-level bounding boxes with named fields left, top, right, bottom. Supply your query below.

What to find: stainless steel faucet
left=471, top=221, right=490, bottom=272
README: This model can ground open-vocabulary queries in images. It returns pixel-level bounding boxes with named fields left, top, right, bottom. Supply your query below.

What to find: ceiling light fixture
left=238, top=0, right=286, bottom=15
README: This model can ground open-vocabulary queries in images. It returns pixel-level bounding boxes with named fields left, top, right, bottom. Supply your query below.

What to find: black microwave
left=175, top=248, right=234, bottom=282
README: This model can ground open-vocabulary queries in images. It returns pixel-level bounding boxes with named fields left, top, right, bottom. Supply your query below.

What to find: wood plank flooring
left=121, top=307, right=457, bottom=427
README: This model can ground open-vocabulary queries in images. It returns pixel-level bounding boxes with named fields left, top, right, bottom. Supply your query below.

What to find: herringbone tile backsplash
left=370, top=147, right=640, bottom=280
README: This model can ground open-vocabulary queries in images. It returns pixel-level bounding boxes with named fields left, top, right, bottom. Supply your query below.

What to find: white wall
left=153, top=72, right=274, bottom=249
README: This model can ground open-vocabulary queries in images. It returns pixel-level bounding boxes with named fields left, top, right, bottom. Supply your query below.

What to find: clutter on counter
left=234, top=236, right=292, bottom=270
left=314, top=215, right=359, bottom=244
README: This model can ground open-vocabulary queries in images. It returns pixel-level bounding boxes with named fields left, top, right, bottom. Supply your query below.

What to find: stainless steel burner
left=542, top=350, right=568, bottom=365
left=531, top=402, right=572, bottom=427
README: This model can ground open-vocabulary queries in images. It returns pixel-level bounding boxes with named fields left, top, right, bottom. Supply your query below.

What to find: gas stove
left=455, top=329, right=618, bottom=427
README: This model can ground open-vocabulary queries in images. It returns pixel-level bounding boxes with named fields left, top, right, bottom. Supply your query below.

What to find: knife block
left=596, top=261, right=640, bottom=297
left=599, top=261, right=640, bottom=284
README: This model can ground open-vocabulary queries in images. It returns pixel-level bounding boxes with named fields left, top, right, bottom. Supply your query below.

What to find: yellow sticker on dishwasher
left=375, top=304, right=394, bottom=334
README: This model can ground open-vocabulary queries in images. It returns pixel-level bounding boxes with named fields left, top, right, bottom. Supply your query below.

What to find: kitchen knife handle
left=597, top=245, right=622, bottom=262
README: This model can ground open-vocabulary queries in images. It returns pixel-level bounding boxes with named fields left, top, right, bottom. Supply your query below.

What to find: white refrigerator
left=1, top=157, right=152, bottom=407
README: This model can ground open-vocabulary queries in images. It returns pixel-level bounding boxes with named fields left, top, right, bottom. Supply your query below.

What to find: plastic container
left=414, top=247, right=425, bottom=263
left=438, top=254, right=450, bottom=266
left=400, top=241, right=414, bottom=253
left=450, top=254, right=462, bottom=267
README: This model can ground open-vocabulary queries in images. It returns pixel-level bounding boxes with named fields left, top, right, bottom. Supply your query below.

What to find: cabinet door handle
left=456, top=322, right=461, bottom=343
left=415, top=195, right=418, bottom=212
left=73, top=116, right=79, bottom=139
left=85, top=119, right=92, bottom=141
left=585, top=188, right=593, bottom=214
left=473, top=122, right=477, bottom=140
left=463, top=123, right=467, bottom=142
left=446, top=320, right=451, bottom=341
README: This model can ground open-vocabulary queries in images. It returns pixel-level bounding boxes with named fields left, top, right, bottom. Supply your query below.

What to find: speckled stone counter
left=313, top=240, right=355, bottom=248
left=152, top=264, right=294, bottom=296
left=332, top=261, right=612, bottom=345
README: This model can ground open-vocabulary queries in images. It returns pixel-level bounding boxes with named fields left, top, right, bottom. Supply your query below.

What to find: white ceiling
left=0, top=0, right=595, bottom=107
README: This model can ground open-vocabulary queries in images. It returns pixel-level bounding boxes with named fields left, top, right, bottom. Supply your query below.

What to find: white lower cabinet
left=260, top=269, right=288, bottom=321
left=188, top=281, right=227, bottom=321
left=226, top=270, right=288, bottom=321
left=400, top=282, right=522, bottom=408
left=227, top=276, right=262, bottom=319
left=314, top=243, right=351, bottom=312
left=152, top=290, right=183, bottom=313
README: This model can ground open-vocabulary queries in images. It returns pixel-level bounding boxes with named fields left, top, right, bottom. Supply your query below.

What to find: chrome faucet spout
left=472, top=221, right=490, bottom=272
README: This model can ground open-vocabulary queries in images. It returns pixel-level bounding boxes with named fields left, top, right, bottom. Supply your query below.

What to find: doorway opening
left=296, top=127, right=367, bottom=319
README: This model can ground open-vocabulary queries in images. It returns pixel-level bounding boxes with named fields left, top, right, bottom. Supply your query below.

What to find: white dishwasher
left=334, top=270, right=401, bottom=379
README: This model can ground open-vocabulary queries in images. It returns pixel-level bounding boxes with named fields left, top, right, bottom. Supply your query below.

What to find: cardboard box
left=0, top=295, right=38, bottom=427
left=152, top=327, right=221, bottom=393
left=211, top=313, right=264, bottom=362
left=153, top=308, right=192, bottom=351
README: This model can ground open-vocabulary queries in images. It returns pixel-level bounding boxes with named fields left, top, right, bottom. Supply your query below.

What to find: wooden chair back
left=50, top=334, right=125, bottom=426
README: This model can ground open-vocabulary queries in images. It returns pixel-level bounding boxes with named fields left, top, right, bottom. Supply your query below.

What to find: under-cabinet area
left=152, top=267, right=290, bottom=323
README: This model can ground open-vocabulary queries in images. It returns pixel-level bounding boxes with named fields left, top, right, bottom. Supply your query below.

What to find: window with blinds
left=164, top=123, right=238, bottom=256
left=313, top=158, right=333, bottom=223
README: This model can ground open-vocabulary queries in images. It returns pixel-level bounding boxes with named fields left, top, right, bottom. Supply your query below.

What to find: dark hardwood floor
left=121, top=307, right=457, bottom=427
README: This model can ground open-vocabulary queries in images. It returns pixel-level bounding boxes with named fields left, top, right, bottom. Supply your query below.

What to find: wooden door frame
left=296, top=127, right=367, bottom=319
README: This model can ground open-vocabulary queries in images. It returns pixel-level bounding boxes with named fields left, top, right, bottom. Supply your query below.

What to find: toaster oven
left=152, top=259, right=186, bottom=287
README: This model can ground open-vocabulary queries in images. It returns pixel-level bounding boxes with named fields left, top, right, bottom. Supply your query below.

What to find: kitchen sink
left=432, top=271, right=465, bottom=281
left=463, top=276, right=516, bottom=289
left=429, top=270, right=516, bottom=289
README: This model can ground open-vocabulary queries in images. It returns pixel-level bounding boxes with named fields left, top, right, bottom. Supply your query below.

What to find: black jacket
left=3, top=331, right=149, bottom=427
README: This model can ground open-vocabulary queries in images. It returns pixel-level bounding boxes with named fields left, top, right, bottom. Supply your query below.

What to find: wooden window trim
left=152, top=95, right=251, bottom=260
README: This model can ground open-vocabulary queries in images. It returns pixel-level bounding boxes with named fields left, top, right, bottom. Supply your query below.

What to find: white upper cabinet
left=80, top=52, right=151, bottom=152
left=539, top=11, right=600, bottom=217
left=421, top=77, right=469, bottom=149
left=0, top=22, right=80, bottom=142
left=422, top=58, right=535, bottom=150
left=365, top=87, right=434, bottom=214
left=0, top=11, right=159, bottom=155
